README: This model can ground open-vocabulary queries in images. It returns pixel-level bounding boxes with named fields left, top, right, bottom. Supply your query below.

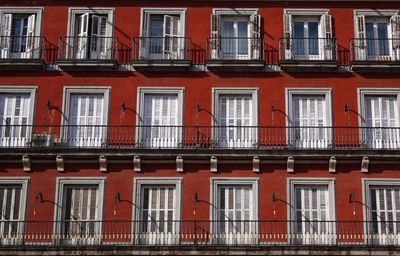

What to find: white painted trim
left=0, top=8, right=44, bottom=37
left=286, top=177, right=336, bottom=236
left=211, top=88, right=259, bottom=126
left=136, top=87, right=185, bottom=144
left=140, top=8, right=187, bottom=37
left=53, top=177, right=106, bottom=238
left=212, top=8, right=259, bottom=15
left=285, top=88, right=333, bottom=127
left=209, top=177, right=259, bottom=234
left=353, top=9, right=399, bottom=38
left=284, top=9, right=330, bottom=16
left=357, top=88, right=400, bottom=127
left=67, top=8, right=115, bottom=37
left=61, top=86, right=111, bottom=126
left=132, top=177, right=183, bottom=223
left=0, top=86, right=38, bottom=126
left=0, top=177, right=30, bottom=224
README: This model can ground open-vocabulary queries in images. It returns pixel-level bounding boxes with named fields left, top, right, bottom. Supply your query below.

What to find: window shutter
left=25, top=14, right=36, bottom=58
left=1, top=14, right=12, bottom=59
left=321, top=13, right=333, bottom=60
left=250, top=12, right=261, bottom=59
left=163, top=15, right=180, bottom=59
left=355, top=15, right=366, bottom=60
left=211, top=13, right=220, bottom=59
left=390, top=14, right=400, bottom=50
left=90, top=15, right=108, bottom=59
left=75, top=13, right=89, bottom=59
left=283, top=13, right=292, bottom=59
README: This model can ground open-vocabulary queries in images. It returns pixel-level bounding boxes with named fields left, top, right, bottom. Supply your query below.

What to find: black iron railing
left=58, top=36, right=118, bottom=61
left=132, top=37, right=191, bottom=61
left=0, top=220, right=398, bottom=246
left=0, top=36, right=49, bottom=60
left=350, top=38, right=400, bottom=61
left=207, top=37, right=263, bottom=60
left=0, top=125, right=400, bottom=150
left=280, top=37, right=338, bottom=61
left=0, top=125, right=399, bottom=149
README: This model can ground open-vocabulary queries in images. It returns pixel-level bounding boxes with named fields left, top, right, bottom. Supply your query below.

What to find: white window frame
left=354, top=10, right=399, bottom=60
left=67, top=8, right=114, bottom=38
left=286, top=88, right=332, bottom=148
left=362, top=178, right=400, bottom=244
left=61, top=87, right=110, bottom=147
left=0, top=86, right=37, bottom=125
left=136, top=87, right=184, bottom=146
left=133, top=177, right=182, bottom=244
left=210, top=178, right=259, bottom=237
left=0, top=8, right=43, bottom=38
left=357, top=88, right=400, bottom=127
left=53, top=177, right=106, bottom=241
left=140, top=8, right=186, bottom=38
left=0, top=176, right=30, bottom=221
left=287, top=178, right=336, bottom=243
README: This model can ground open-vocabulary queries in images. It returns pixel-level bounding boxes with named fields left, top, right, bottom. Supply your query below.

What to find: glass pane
left=293, top=22, right=305, bottom=55
left=308, top=22, right=319, bottom=55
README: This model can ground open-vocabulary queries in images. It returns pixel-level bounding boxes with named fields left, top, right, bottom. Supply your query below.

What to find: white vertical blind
left=68, top=94, right=104, bottom=147
left=0, top=14, right=12, bottom=58
left=219, top=95, right=253, bottom=148
left=0, top=94, right=30, bottom=147
left=75, top=13, right=89, bottom=59
left=292, top=95, right=327, bottom=148
left=0, top=185, right=22, bottom=237
left=365, top=96, right=399, bottom=149
left=90, top=15, right=108, bottom=59
left=143, top=94, right=179, bottom=148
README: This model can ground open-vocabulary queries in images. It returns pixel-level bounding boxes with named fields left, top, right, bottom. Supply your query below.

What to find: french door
left=67, top=94, right=105, bottom=147
left=139, top=186, right=177, bottom=244
left=0, top=185, right=23, bottom=245
left=61, top=185, right=100, bottom=245
left=1, top=14, right=36, bottom=59
left=218, top=95, right=254, bottom=148
left=216, top=186, right=254, bottom=245
left=221, top=18, right=249, bottom=60
left=0, top=94, right=31, bottom=147
left=291, top=95, right=328, bottom=149
left=369, top=186, right=400, bottom=245
left=365, top=19, right=391, bottom=60
left=293, top=186, right=334, bottom=245
left=364, top=96, right=399, bottom=149
left=147, top=15, right=180, bottom=59
left=292, top=19, right=320, bottom=60
left=142, top=94, right=180, bottom=148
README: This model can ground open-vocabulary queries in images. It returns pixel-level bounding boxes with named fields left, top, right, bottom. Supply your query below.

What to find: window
left=55, top=178, right=105, bottom=245
left=288, top=178, right=336, bottom=245
left=0, top=9, right=42, bottom=59
left=359, top=89, right=400, bottom=149
left=283, top=9, right=333, bottom=60
left=363, top=179, right=400, bottom=245
left=213, top=89, right=258, bottom=148
left=140, top=9, right=186, bottom=60
left=137, top=88, right=184, bottom=148
left=0, top=178, right=29, bottom=245
left=134, top=178, right=182, bottom=245
left=0, top=87, right=36, bottom=147
left=62, top=87, right=110, bottom=148
left=211, top=9, right=261, bottom=60
left=211, top=178, right=258, bottom=245
left=354, top=10, right=400, bottom=61
left=67, top=8, right=114, bottom=59
left=287, top=89, right=332, bottom=149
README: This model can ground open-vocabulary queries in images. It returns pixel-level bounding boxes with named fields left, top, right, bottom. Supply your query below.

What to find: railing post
left=194, top=220, right=197, bottom=245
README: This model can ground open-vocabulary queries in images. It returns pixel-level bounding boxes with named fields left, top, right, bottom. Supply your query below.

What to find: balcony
left=132, top=37, right=192, bottom=71
left=0, top=36, right=48, bottom=70
left=205, top=37, right=265, bottom=71
left=350, top=38, right=400, bottom=73
left=56, top=36, right=119, bottom=71
left=279, top=37, right=338, bottom=72
left=0, top=125, right=399, bottom=153
left=0, top=220, right=398, bottom=248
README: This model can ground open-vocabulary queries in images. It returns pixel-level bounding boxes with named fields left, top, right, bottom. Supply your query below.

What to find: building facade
left=0, top=0, right=399, bottom=255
